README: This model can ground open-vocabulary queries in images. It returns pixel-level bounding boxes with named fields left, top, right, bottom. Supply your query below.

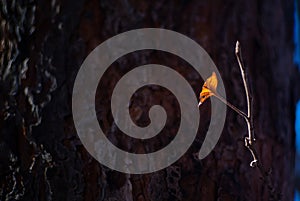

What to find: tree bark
left=0, top=0, right=298, bottom=201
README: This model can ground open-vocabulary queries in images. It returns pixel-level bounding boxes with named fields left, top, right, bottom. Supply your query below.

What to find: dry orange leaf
left=198, top=72, right=218, bottom=106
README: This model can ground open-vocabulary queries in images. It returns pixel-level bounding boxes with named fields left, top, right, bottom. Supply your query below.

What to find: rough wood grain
left=0, top=0, right=298, bottom=201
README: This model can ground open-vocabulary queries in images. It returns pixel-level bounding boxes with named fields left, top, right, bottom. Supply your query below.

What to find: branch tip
left=235, top=40, right=240, bottom=54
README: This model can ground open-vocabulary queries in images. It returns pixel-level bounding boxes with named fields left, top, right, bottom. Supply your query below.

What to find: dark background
left=1, top=0, right=300, bottom=201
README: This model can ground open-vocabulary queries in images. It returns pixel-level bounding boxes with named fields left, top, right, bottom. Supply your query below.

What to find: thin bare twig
left=235, top=41, right=281, bottom=200
left=213, top=93, right=248, bottom=119
left=235, top=41, right=258, bottom=167
left=198, top=41, right=281, bottom=200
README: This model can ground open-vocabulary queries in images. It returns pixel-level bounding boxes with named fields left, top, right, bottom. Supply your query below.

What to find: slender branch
left=235, top=41, right=281, bottom=200
left=212, top=93, right=248, bottom=119
left=198, top=41, right=280, bottom=200
left=235, top=41, right=250, bottom=119
left=235, top=41, right=255, bottom=145
left=235, top=41, right=258, bottom=168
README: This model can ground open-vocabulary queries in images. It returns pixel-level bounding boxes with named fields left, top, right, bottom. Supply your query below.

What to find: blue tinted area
left=295, top=1, right=300, bottom=200
left=297, top=101, right=300, bottom=154
left=296, top=190, right=300, bottom=201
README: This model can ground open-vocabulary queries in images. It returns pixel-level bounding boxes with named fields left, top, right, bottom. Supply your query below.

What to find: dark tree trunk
left=0, top=0, right=299, bottom=201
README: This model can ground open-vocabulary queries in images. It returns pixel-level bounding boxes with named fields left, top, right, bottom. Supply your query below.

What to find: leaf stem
left=213, top=93, right=248, bottom=120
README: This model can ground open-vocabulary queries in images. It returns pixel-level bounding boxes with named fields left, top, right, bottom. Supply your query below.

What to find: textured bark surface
left=0, top=0, right=299, bottom=201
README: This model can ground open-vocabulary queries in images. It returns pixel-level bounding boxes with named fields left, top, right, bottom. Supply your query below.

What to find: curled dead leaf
left=198, top=72, right=218, bottom=106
